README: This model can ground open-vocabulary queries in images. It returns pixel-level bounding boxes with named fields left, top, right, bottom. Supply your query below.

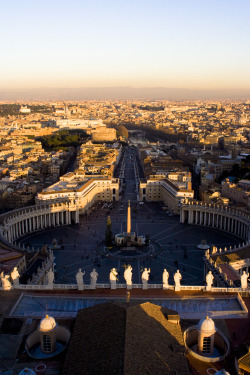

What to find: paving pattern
left=18, top=202, right=239, bottom=285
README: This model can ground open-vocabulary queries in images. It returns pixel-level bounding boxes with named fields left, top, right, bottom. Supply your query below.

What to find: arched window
left=202, top=336, right=211, bottom=354
left=43, top=334, right=51, bottom=352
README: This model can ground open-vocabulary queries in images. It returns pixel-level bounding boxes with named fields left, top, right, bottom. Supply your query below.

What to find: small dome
left=39, top=315, right=57, bottom=332
left=197, top=316, right=216, bottom=334
left=18, top=368, right=37, bottom=375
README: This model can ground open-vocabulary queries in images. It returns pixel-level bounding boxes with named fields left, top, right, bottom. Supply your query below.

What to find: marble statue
left=47, top=269, right=54, bottom=286
left=206, top=271, right=214, bottom=291
left=11, top=267, right=20, bottom=285
left=124, top=265, right=132, bottom=289
left=90, top=268, right=98, bottom=288
left=110, top=268, right=118, bottom=289
left=241, top=271, right=249, bottom=289
left=141, top=268, right=150, bottom=289
left=0, top=272, right=12, bottom=290
left=174, top=270, right=182, bottom=291
left=162, top=269, right=169, bottom=289
left=76, top=268, right=85, bottom=290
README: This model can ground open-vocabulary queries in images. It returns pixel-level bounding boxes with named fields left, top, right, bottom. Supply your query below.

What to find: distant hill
left=0, top=87, right=249, bottom=101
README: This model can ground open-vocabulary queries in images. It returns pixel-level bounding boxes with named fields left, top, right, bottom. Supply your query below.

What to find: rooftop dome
left=39, top=315, right=57, bottom=332
left=214, top=370, right=230, bottom=375
left=18, top=368, right=37, bottom=375
left=197, top=316, right=216, bottom=334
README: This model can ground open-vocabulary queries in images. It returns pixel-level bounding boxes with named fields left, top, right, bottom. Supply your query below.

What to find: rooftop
left=62, top=302, right=189, bottom=375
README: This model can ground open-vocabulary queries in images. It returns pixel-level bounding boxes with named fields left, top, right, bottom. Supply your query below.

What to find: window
left=202, top=337, right=211, bottom=354
left=43, top=334, right=51, bottom=352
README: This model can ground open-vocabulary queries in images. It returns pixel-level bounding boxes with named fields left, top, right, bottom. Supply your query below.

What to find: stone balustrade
left=180, top=200, right=250, bottom=240
left=1, top=282, right=249, bottom=295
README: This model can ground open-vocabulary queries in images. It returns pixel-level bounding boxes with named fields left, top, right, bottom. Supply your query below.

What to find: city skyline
left=1, top=0, right=250, bottom=97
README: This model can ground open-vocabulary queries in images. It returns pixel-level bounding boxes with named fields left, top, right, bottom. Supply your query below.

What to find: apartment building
left=139, top=176, right=194, bottom=214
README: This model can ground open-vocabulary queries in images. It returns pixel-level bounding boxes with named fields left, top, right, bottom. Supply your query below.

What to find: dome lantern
left=39, top=314, right=57, bottom=353
left=197, top=316, right=216, bottom=356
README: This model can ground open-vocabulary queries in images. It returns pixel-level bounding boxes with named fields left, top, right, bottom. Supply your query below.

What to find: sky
left=1, top=0, right=250, bottom=92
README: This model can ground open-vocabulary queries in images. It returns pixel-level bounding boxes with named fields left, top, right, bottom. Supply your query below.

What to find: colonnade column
left=223, top=216, right=227, bottom=231
left=236, top=221, right=239, bottom=236
left=75, top=209, right=79, bottom=224
left=180, top=209, right=184, bottom=223
left=29, top=218, right=32, bottom=232
left=33, top=217, right=36, bottom=231
left=204, top=212, right=207, bottom=226
left=188, top=210, right=193, bottom=224
left=15, top=223, right=18, bottom=238
left=195, top=210, right=198, bottom=224
left=208, top=212, right=211, bottom=226
left=231, top=218, right=234, bottom=233
left=220, top=215, right=223, bottom=230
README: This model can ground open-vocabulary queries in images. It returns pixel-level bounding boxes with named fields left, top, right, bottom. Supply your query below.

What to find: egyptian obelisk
left=127, top=200, right=131, bottom=234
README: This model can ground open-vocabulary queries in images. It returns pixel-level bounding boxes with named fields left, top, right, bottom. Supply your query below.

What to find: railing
left=5, top=283, right=249, bottom=293
left=180, top=286, right=205, bottom=291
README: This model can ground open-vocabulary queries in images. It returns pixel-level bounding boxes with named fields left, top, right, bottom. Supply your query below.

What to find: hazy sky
left=1, top=0, right=250, bottom=90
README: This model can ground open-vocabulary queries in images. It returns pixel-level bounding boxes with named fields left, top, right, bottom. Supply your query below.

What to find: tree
left=117, top=125, right=128, bottom=139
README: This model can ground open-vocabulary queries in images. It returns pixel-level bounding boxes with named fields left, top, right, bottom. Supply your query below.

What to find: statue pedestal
left=110, top=280, right=116, bottom=289
left=142, top=282, right=148, bottom=290
left=90, top=283, right=96, bottom=290
left=46, top=284, right=54, bottom=290
left=163, top=284, right=169, bottom=290
left=175, top=286, right=181, bottom=291
left=206, top=286, right=212, bottom=292
left=126, top=284, right=132, bottom=290
left=77, top=284, right=84, bottom=291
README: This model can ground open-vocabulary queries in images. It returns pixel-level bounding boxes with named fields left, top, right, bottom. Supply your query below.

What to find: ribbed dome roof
left=197, top=316, right=216, bottom=334
left=39, top=315, right=57, bottom=332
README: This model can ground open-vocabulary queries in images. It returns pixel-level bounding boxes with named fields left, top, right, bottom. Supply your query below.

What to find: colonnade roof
left=211, top=246, right=250, bottom=264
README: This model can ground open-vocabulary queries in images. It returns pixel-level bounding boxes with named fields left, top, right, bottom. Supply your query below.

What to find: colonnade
left=180, top=200, right=250, bottom=240
left=0, top=202, right=79, bottom=246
